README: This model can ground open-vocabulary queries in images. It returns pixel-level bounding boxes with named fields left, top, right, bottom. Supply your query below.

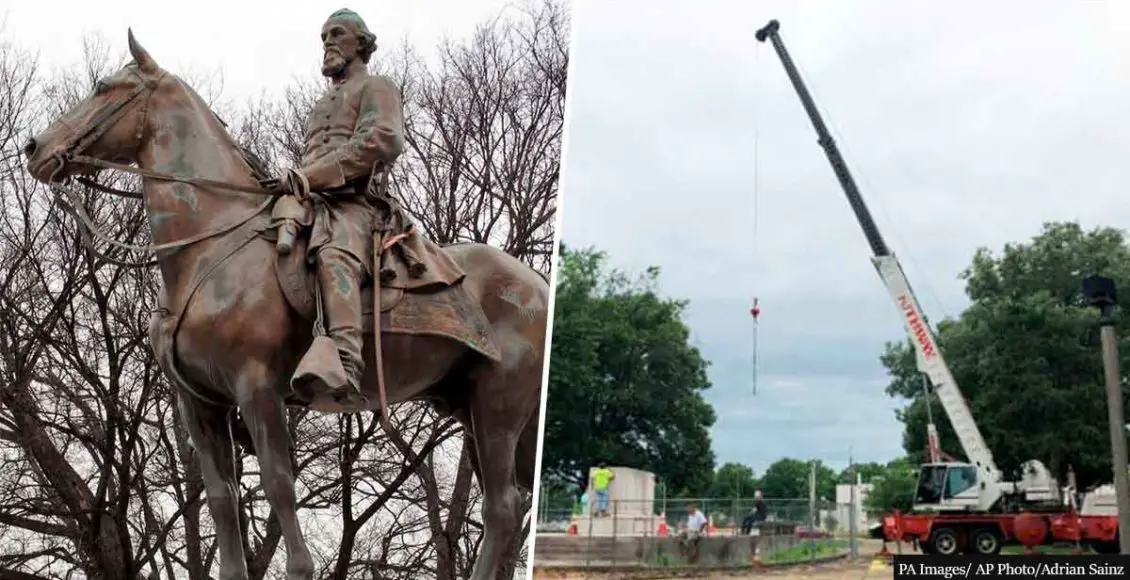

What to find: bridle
left=45, top=66, right=279, bottom=268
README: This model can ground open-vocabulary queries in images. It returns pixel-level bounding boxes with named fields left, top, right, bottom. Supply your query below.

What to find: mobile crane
left=754, top=20, right=1123, bottom=555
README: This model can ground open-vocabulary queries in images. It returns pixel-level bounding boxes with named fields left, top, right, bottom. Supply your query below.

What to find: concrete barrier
left=534, top=533, right=825, bottom=567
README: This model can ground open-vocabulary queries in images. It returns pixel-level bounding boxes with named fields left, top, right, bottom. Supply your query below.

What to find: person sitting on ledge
left=741, top=488, right=768, bottom=535
left=678, top=502, right=709, bottom=560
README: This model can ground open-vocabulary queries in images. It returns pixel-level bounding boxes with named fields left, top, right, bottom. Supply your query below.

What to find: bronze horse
left=23, top=32, right=546, bottom=580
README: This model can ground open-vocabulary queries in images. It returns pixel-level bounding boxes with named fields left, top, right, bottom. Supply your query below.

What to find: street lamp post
left=1083, top=274, right=1130, bottom=554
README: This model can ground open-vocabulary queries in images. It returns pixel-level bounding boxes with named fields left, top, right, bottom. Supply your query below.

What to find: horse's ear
left=127, top=28, right=159, bottom=74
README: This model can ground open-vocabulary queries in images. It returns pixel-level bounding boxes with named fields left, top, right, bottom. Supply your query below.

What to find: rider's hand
left=258, top=176, right=292, bottom=195
left=260, top=169, right=309, bottom=201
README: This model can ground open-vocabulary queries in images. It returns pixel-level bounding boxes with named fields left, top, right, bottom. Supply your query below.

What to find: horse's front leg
left=235, top=362, right=314, bottom=580
left=178, top=395, right=249, bottom=580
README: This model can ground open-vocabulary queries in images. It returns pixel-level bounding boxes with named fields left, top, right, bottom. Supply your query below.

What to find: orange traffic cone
left=567, top=515, right=577, bottom=536
left=657, top=513, right=669, bottom=536
left=708, top=515, right=718, bottom=535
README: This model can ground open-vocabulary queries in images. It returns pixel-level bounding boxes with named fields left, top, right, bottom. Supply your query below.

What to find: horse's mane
left=164, top=72, right=273, bottom=182
left=233, top=143, right=272, bottom=182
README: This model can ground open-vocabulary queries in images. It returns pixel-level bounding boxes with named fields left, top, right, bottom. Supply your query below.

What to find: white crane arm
left=873, top=254, right=999, bottom=479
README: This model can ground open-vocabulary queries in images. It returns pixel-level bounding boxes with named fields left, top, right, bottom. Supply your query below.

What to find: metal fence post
left=611, top=499, right=618, bottom=567
left=808, top=462, right=817, bottom=562
left=584, top=499, right=595, bottom=568
left=849, top=454, right=858, bottom=559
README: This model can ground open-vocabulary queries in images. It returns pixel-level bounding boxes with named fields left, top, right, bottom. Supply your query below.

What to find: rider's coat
left=300, top=72, right=405, bottom=264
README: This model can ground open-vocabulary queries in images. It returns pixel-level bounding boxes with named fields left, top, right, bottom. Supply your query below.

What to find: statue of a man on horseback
left=263, top=8, right=405, bottom=401
left=23, top=13, right=547, bottom=578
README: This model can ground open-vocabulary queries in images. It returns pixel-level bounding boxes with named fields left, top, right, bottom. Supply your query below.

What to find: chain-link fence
left=534, top=496, right=871, bottom=568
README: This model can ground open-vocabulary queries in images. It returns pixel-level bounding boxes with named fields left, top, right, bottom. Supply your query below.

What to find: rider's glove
left=259, top=169, right=310, bottom=201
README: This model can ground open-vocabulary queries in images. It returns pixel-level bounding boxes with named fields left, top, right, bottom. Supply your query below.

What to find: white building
left=833, top=482, right=873, bottom=534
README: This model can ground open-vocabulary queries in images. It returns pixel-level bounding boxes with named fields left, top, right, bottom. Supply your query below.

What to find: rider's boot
left=315, top=249, right=366, bottom=400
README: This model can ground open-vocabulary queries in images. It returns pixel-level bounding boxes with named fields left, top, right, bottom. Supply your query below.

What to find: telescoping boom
left=754, top=19, right=1010, bottom=508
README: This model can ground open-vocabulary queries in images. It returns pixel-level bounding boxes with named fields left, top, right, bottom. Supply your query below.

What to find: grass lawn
left=1001, top=544, right=1087, bottom=555
left=763, top=539, right=846, bottom=563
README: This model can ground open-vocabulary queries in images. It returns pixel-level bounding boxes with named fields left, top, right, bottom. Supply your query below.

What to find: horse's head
left=24, top=30, right=166, bottom=184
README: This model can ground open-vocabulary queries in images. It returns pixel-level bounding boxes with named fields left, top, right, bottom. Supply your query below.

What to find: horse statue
left=22, top=31, right=546, bottom=580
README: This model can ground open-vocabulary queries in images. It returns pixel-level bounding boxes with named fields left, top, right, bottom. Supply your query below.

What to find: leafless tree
left=0, top=1, right=566, bottom=578
left=389, top=0, right=568, bottom=275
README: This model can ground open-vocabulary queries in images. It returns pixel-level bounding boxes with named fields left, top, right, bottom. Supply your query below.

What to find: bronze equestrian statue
left=22, top=9, right=547, bottom=580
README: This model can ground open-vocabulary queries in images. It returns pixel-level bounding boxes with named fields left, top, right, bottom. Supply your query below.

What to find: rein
left=50, top=174, right=274, bottom=267
left=69, top=154, right=279, bottom=196
left=45, top=68, right=281, bottom=268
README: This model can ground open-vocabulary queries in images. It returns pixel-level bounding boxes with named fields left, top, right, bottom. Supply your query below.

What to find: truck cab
left=915, top=463, right=981, bottom=511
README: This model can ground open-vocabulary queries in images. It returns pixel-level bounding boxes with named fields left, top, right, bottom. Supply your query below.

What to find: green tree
left=839, top=461, right=887, bottom=484
left=537, top=479, right=579, bottom=513
left=540, top=245, right=717, bottom=496
left=864, top=458, right=918, bottom=514
left=881, top=222, right=1130, bottom=488
left=759, top=458, right=836, bottom=500
left=706, top=462, right=758, bottom=498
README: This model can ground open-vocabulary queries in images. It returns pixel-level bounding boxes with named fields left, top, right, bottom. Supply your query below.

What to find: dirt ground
left=531, top=539, right=902, bottom=580
left=532, top=558, right=893, bottom=580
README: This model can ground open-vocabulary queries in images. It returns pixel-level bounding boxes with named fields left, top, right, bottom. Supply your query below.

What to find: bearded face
left=320, top=20, right=363, bottom=78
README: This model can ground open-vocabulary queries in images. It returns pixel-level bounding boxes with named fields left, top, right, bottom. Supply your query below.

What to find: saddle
left=261, top=184, right=501, bottom=413
left=265, top=191, right=465, bottom=323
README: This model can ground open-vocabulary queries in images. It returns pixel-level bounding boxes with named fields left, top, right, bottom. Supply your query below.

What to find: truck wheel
left=969, top=527, right=1002, bottom=555
left=928, top=527, right=961, bottom=556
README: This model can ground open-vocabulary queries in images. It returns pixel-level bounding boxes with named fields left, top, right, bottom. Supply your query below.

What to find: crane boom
left=754, top=20, right=999, bottom=479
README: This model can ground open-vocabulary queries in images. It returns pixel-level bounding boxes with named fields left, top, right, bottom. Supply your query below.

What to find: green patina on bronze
left=325, top=8, right=370, bottom=32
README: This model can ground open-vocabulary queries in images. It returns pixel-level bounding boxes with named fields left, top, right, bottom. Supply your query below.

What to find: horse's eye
left=94, top=81, right=109, bottom=95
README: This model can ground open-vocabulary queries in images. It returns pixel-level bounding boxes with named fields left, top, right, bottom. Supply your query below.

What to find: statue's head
left=320, top=8, right=377, bottom=78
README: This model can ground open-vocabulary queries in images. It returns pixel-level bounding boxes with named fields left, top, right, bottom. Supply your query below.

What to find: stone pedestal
left=573, top=466, right=662, bottom=537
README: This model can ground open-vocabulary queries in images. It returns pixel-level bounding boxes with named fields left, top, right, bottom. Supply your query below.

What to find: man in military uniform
left=264, top=8, right=404, bottom=399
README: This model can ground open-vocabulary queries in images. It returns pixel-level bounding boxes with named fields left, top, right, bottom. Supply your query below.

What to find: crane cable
left=750, top=42, right=761, bottom=396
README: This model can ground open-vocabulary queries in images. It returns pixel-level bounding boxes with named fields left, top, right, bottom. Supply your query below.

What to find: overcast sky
left=0, top=0, right=520, bottom=102
left=560, top=0, right=1130, bottom=476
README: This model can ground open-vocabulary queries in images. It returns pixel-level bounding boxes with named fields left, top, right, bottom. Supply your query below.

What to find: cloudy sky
left=560, top=0, right=1130, bottom=475
left=0, top=0, right=520, bottom=102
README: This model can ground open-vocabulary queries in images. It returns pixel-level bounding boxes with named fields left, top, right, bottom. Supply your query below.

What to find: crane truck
left=755, top=19, right=1123, bottom=555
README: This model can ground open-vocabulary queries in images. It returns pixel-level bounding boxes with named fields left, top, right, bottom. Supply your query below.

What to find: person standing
left=589, top=463, right=615, bottom=517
